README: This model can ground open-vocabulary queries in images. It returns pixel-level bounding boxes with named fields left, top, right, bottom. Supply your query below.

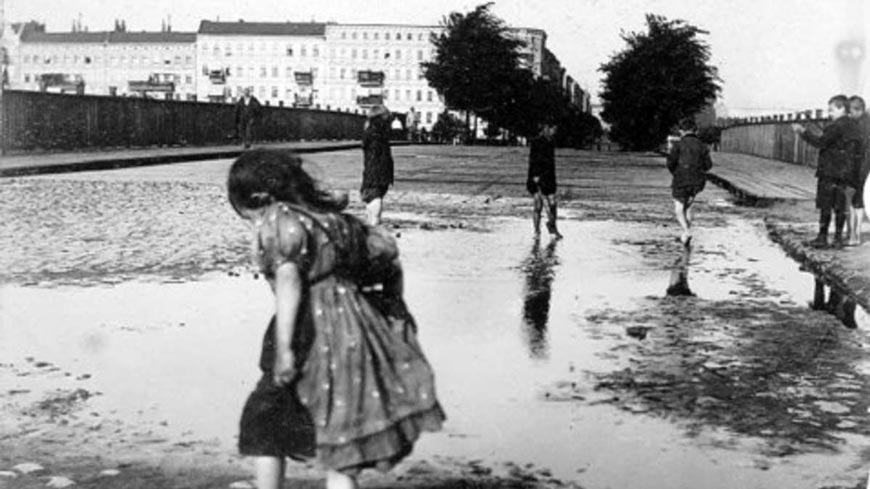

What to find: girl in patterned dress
left=228, top=150, right=445, bottom=489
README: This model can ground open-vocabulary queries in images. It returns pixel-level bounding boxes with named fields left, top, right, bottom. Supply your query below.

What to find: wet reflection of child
left=526, top=124, right=563, bottom=240
left=228, top=150, right=445, bottom=489
left=666, top=118, right=712, bottom=247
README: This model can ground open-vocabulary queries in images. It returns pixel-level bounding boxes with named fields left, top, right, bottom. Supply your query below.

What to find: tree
left=599, top=14, right=720, bottom=151
left=422, top=3, right=526, bottom=135
left=431, top=111, right=466, bottom=143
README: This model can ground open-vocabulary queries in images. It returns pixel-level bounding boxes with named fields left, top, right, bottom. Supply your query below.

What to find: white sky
left=6, top=0, right=869, bottom=116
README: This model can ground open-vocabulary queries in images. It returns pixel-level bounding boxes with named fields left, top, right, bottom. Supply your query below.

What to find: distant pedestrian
left=235, top=87, right=261, bottom=149
left=361, top=105, right=395, bottom=226
left=228, top=150, right=444, bottom=489
left=526, top=123, right=563, bottom=239
left=666, top=118, right=712, bottom=247
left=792, top=95, right=862, bottom=249
left=847, top=95, right=869, bottom=245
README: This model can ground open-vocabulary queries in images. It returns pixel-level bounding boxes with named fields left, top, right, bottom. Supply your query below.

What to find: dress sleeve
left=256, top=206, right=310, bottom=275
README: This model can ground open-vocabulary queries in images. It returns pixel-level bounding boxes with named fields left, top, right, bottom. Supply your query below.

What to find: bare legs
left=366, top=197, right=384, bottom=226
left=253, top=458, right=358, bottom=489
left=674, top=198, right=693, bottom=245
left=532, top=193, right=562, bottom=239
left=326, top=471, right=359, bottom=489
left=254, top=457, right=285, bottom=489
left=849, top=205, right=863, bottom=245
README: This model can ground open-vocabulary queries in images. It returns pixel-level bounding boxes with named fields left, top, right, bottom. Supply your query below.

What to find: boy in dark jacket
left=847, top=95, right=869, bottom=245
left=526, top=124, right=562, bottom=239
left=361, top=105, right=395, bottom=226
left=235, top=87, right=261, bottom=149
left=792, top=95, right=862, bottom=248
left=667, top=118, right=712, bottom=247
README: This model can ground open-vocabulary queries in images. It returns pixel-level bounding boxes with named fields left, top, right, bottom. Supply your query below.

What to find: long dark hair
left=227, top=149, right=346, bottom=216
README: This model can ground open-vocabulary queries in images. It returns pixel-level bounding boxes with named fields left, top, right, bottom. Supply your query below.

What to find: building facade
left=10, top=22, right=196, bottom=99
left=5, top=19, right=589, bottom=129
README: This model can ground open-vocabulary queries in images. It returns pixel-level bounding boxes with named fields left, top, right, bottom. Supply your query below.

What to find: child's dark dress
left=239, top=203, right=445, bottom=471
left=526, top=135, right=557, bottom=195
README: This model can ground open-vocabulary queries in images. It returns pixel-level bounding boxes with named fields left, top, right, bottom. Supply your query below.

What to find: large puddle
left=2, top=216, right=869, bottom=488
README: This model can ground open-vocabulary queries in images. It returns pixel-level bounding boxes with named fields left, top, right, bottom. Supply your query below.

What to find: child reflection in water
left=520, top=238, right=559, bottom=359
left=666, top=245, right=695, bottom=297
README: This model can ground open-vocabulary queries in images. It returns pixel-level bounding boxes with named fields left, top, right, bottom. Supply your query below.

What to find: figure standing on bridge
left=235, top=87, right=262, bottom=149
left=792, top=95, right=862, bottom=249
left=361, top=105, right=395, bottom=226
left=666, top=118, right=712, bottom=247
left=526, top=123, right=563, bottom=239
left=847, top=95, right=869, bottom=246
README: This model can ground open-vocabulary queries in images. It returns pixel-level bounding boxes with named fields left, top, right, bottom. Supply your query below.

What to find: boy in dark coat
left=361, top=105, right=395, bottom=226
left=847, top=95, right=869, bottom=245
left=793, top=94, right=862, bottom=248
left=666, top=118, right=712, bottom=247
left=235, top=87, right=261, bottom=149
left=526, top=124, right=562, bottom=239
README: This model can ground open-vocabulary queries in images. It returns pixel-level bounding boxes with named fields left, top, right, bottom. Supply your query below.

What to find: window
left=383, top=91, right=388, bottom=100
left=417, top=50, right=423, bottom=61
left=407, top=33, right=413, bottom=40
left=340, top=68, right=346, bottom=79
left=23, top=55, right=30, bottom=64
left=374, top=49, right=379, bottom=58
left=416, top=90, right=422, bottom=101
left=418, top=33, right=424, bottom=41
left=175, top=56, right=181, bottom=64
left=272, top=66, right=278, bottom=77
left=185, top=75, right=192, bottom=84
left=342, top=32, right=346, bottom=39
left=385, top=32, right=390, bottom=40
left=287, top=67, right=293, bottom=78
left=362, top=50, right=368, bottom=60
left=426, top=112, right=433, bottom=123
left=272, top=86, right=278, bottom=98
left=237, top=86, right=243, bottom=96
left=313, top=45, right=319, bottom=57
left=395, top=50, right=401, bottom=60
left=237, top=66, right=243, bottom=77
left=405, top=89, right=411, bottom=100
left=226, top=47, right=232, bottom=57
left=396, top=32, right=401, bottom=40
left=340, top=48, right=346, bottom=57
left=352, top=32, right=357, bottom=40
left=260, top=66, right=267, bottom=77
left=185, top=56, right=192, bottom=64
left=374, top=32, right=379, bottom=40
left=259, top=86, right=266, bottom=97
left=363, top=32, right=368, bottom=40
left=394, top=69, right=400, bottom=80
left=406, top=69, right=411, bottom=80
left=84, top=56, right=92, bottom=64
left=24, top=74, right=30, bottom=83
left=427, top=91, right=433, bottom=102
left=287, top=46, right=294, bottom=56
left=301, top=45, right=307, bottom=57
left=351, top=49, right=357, bottom=59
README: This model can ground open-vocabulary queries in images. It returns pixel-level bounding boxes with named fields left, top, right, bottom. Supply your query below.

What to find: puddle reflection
left=665, top=245, right=695, bottom=297
left=812, top=279, right=858, bottom=329
left=519, top=238, right=560, bottom=360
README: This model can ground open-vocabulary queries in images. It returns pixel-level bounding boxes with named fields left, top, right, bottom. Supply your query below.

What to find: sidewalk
left=0, top=140, right=363, bottom=177
left=710, top=152, right=870, bottom=312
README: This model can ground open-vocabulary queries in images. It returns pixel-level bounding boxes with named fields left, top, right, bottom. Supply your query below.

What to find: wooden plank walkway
left=708, top=152, right=816, bottom=202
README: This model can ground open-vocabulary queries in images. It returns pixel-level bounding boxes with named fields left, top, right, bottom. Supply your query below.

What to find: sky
left=5, top=0, right=869, bottom=116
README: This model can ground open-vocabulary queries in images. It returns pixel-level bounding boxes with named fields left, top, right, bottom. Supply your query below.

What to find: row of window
left=338, top=30, right=432, bottom=43
left=202, top=43, right=320, bottom=57
left=23, top=54, right=194, bottom=66
left=340, top=48, right=430, bottom=61
left=209, top=65, right=428, bottom=83
left=22, top=73, right=194, bottom=84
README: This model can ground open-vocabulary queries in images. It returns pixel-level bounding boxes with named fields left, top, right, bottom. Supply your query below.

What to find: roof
left=21, top=30, right=196, bottom=44
left=21, top=31, right=108, bottom=43
left=108, top=32, right=196, bottom=43
left=199, top=21, right=326, bottom=36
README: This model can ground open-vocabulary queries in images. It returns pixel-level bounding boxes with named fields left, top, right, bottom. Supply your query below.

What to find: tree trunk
left=465, top=111, right=471, bottom=145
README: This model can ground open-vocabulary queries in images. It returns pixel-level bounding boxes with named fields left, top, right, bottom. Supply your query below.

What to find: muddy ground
left=1, top=146, right=868, bottom=489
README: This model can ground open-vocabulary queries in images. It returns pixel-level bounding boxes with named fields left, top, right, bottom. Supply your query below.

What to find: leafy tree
left=423, top=3, right=526, bottom=135
left=599, top=14, right=720, bottom=151
left=431, top=111, right=466, bottom=143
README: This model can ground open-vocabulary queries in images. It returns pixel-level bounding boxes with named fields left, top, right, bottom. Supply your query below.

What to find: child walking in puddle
left=526, top=123, right=563, bottom=240
left=228, top=150, right=445, bottom=489
left=667, top=118, right=713, bottom=247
